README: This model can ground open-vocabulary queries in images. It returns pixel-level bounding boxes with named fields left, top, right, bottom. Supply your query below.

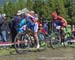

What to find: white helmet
left=30, top=11, right=35, bottom=14
left=17, top=10, right=22, bottom=15
left=21, top=8, right=30, bottom=14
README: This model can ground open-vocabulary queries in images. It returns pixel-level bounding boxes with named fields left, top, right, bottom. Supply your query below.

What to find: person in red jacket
left=39, top=24, right=48, bottom=35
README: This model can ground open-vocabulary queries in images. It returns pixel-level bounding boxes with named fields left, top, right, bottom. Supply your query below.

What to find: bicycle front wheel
left=14, top=33, right=30, bottom=54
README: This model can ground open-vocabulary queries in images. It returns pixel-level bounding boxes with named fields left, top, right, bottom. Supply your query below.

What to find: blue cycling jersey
left=26, top=17, right=34, bottom=32
left=18, top=16, right=38, bottom=33
left=20, top=18, right=26, bottom=27
left=19, top=18, right=26, bottom=33
left=19, top=17, right=34, bottom=33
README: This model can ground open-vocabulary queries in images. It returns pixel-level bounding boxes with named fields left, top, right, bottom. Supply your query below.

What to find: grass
left=0, top=48, right=16, bottom=55
left=0, top=47, right=45, bottom=55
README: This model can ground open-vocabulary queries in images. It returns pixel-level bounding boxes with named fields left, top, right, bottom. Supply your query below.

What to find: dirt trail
left=0, top=48, right=75, bottom=60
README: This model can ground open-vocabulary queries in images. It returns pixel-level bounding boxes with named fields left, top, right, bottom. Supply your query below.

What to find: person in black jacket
left=0, top=14, right=10, bottom=42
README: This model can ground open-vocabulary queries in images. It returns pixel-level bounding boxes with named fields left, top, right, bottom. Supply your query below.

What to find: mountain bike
left=14, top=30, right=46, bottom=54
left=14, top=30, right=34, bottom=54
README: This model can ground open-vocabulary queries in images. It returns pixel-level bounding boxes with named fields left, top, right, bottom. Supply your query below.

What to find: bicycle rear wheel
left=50, top=32, right=61, bottom=48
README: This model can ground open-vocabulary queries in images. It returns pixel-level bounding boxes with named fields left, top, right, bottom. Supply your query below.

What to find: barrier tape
left=0, top=40, right=30, bottom=46
left=0, top=39, right=75, bottom=46
left=0, top=42, right=17, bottom=46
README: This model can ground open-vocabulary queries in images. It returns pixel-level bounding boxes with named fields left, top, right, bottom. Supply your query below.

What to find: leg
left=34, top=23, right=40, bottom=48
left=1, top=31, right=7, bottom=42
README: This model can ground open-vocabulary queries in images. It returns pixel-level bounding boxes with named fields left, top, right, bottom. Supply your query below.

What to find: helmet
left=21, top=8, right=30, bottom=14
left=17, top=10, right=22, bottom=15
left=30, top=11, right=35, bottom=14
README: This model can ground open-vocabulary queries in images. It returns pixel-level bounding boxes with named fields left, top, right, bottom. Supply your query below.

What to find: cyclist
left=24, top=11, right=41, bottom=48
left=51, top=11, right=67, bottom=44
left=43, top=22, right=48, bottom=34
left=19, top=14, right=27, bottom=33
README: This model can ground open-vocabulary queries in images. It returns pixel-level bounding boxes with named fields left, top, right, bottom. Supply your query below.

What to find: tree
left=64, top=0, right=75, bottom=23
left=55, top=0, right=67, bottom=19
left=0, top=7, right=4, bottom=13
left=16, top=0, right=26, bottom=10
left=0, top=0, right=74, bottom=23
left=26, top=0, right=33, bottom=10
left=3, top=2, right=17, bottom=18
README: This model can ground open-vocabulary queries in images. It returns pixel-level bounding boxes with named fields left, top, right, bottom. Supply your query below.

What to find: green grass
left=0, top=48, right=16, bottom=55
left=0, top=47, right=45, bottom=55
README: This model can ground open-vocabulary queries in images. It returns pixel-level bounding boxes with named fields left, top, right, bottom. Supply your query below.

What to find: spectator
left=13, top=10, right=22, bottom=32
left=0, top=14, right=3, bottom=41
left=0, top=14, right=10, bottom=42
left=43, top=22, right=48, bottom=34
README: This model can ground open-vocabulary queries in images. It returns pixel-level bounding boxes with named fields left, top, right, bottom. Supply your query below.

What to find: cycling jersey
left=20, top=18, right=26, bottom=27
left=56, top=16, right=67, bottom=27
left=53, top=20, right=62, bottom=26
left=26, top=14, right=42, bottom=33
left=53, top=16, right=67, bottom=28
left=19, top=18, right=26, bottom=33
left=51, top=12, right=67, bottom=27
left=26, top=17, right=34, bottom=33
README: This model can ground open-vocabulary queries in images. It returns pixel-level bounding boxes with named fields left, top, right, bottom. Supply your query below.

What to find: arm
left=7, top=22, right=11, bottom=34
left=58, top=16, right=67, bottom=26
left=62, top=18, right=67, bottom=26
